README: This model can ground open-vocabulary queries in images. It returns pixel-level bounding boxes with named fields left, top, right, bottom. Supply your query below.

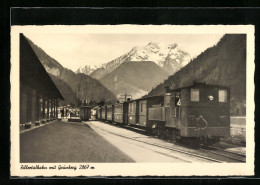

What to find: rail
left=88, top=122, right=224, bottom=163
left=200, top=146, right=246, bottom=162
left=88, top=120, right=246, bottom=163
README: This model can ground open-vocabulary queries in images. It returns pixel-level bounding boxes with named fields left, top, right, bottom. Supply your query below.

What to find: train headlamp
left=208, top=95, right=214, bottom=101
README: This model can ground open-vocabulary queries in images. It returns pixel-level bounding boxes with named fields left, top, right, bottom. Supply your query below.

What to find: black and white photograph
left=10, top=25, right=255, bottom=176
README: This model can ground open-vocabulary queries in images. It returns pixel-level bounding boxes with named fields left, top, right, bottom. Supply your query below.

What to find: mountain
left=27, top=37, right=118, bottom=105
left=100, top=61, right=170, bottom=99
left=76, top=65, right=96, bottom=75
left=59, top=69, right=118, bottom=103
left=129, top=42, right=191, bottom=74
left=146, top=34, right=246, bottom=116
left=28, top=41, right=63, bottom=77
left=27, top=39, right=64, bottom=77
left=49, top=74, right=80, bottom=106
left=77, top=42, right=191, bottom=79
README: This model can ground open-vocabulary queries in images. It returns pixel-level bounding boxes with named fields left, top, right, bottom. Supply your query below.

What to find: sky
left=25, top=33, right=224, bottom=72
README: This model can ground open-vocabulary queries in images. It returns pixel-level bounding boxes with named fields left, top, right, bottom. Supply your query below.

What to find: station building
left=20, top=34, right=64, bottom=128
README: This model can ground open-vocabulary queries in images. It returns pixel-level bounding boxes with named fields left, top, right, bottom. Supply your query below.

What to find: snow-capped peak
left=76, top=65, right=97, bottom=75
left=77, top=42, right=191, bottom=79
left=129, top=42, right=191, bottom=70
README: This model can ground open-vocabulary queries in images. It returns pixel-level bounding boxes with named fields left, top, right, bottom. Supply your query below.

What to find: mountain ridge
left=77, top=42, right=191, bottom=79
left=100, top=61, right=170, bottom=99
left=27, top=37, right=118, bottom=105
left=146, top=34, right=246, bottom=116
left=48, top=74, right=81, bottom=106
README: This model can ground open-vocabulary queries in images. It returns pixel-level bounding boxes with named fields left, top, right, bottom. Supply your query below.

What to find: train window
left=129, top=103, right=135, bottom=113
left=190, top=89, right=200, bottom=102
left=140, top=102, right=146, bottom=113
left=129, top=104, right=132, bottom=113
left=219, top=90, right=227, bottom=102
left=115, top=105, right=122, bottom=113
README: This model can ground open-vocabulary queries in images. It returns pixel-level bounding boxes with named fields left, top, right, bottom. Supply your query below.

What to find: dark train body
left=93, top=82, right=230, bottom=143
left=101, top=105, right=107, bottom=121
left=106, top=105, right=114, bottom=122
left=79, top=106, right=91, bottom=121
left=113, top=102, right=128, bottom=124
left=96, top=106, right=102, bottom=120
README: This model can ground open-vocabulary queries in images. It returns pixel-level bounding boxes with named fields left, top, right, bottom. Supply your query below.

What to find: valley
left=25, top=34, right=246, bottom=116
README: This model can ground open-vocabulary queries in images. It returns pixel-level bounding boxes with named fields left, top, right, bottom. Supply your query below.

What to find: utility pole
left=119, top=92, right=132, bottom=102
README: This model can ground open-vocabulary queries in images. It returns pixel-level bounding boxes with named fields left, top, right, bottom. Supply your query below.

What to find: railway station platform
left=20, top=119, right=57, bottom=134
left=20, top=120, right=134, bottom=163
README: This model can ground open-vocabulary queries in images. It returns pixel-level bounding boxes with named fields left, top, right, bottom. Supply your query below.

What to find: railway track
left=231, top=126, right=246, bottom=132
left=200, top=146, right=246, bottom=162
left=106, top=121, right=246, bottom=162
left=127, top=123, right=247, bottom=162
left=87, top=121, right=245, bottom=163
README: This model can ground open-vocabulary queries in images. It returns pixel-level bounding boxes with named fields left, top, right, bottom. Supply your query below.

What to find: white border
left=11, top=25, right=255, bottom=176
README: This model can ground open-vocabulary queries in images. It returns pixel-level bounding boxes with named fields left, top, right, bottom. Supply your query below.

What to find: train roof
left=92, top=106, right=99, bottom=110
left=127, top=95, right=164, bottom=102
left=114, top=102, right=127, bottom=105
left=80, top=106, right=91, bottom=109
left=171, top=82, right=230, bottom=91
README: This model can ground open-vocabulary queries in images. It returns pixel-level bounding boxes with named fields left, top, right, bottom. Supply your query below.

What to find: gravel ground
left=230, top=117, right=246, bottom=142
left=20, top=121, right=134, bottom=163
left=230, top=117, right=246, bottom=127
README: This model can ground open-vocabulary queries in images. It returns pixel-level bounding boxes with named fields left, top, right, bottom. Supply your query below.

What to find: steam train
left=93, top=82, right=230, bottom=144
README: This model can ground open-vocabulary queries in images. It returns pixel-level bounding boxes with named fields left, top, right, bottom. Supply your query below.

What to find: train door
left=174, top=91, right=182, bottom=119
left=128, top=102, right=136, bottom=124
left=123, top=102, right=129, bottom=124
left=139, top=100, right=147, bottom=127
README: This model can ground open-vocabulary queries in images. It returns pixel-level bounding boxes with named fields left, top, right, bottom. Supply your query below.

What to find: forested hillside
left=49, top=74, right=80, bottom=106
left=100, top=61, right=170, bottom=99
left=59, top=69, right=118, bottom=103
left=27, top=37, right=118, bottom=105
left=146, top=34, right=246, bottom=116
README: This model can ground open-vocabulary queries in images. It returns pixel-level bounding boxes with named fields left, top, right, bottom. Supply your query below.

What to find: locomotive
left=94, top=82, right=230, bottom=144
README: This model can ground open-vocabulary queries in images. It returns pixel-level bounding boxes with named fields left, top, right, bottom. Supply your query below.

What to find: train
left=92, top=82, right=230, bottom=145
left=79, top=106, right=91, bottom=121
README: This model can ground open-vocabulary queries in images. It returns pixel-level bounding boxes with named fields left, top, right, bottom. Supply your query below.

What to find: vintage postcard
left=10, top=25, right=255, bottom=177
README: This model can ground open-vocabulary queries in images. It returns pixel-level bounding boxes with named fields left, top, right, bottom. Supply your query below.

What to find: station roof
left=20, top=34, right=64, bottom=100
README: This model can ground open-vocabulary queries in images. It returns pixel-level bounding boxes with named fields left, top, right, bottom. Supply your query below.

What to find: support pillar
left=47, top=98, right=49, bottom=120
left=53, top=100, right=55, bottom=119
left=54, top=99, right=56, bottom=119
left=42, top=97, right=45, bottom=119
left=56, top=99, right=59, bottom=118
left=52, top=99, right=54, bottom=119
left=26, top=89, right=32, bottom=123
left=31, top=90, right=37, bottom=124
left=20, top=84, right=28, bottom=124
left=50, top=99, right=53, bottom=119
left=39, top=98, right=43, bottom=120
left=36, top=95, right=40, bottom=121
left=52, top=99, right=55, bottom=119
left=37, top=94, right=42, bottom=121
